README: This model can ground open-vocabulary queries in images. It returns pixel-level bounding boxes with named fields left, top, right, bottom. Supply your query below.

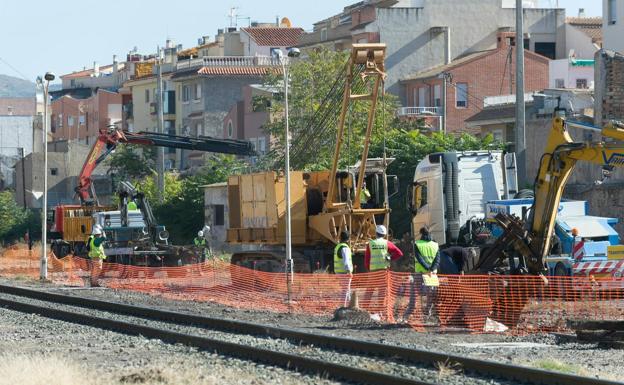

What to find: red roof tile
left=241, top=27, right=303, bottom=47
left=197, top=67, right=278, bottom=76
left=566, top=17, right=603, bottom=44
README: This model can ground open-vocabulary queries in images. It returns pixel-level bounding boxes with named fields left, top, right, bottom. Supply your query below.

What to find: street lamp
left=273, top=47, right=300, bottom=303
left=40, top=71, right=55, bottom=280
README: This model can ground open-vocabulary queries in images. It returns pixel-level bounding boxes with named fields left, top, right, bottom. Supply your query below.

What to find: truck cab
left=409, top=151, right=517, bottom=246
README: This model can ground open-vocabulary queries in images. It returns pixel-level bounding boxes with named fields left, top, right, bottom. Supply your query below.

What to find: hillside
left=0, top=74, right=36, bottom=97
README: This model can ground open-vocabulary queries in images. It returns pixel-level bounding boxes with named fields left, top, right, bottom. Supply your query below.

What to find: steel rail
left=0, top=284, right=620, bottom=385
left=0, top=294, right=433, bottom=385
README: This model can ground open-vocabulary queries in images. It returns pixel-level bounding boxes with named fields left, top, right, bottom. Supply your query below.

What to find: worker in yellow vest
left=360, top=182, right=372, bottom=208
left=333, top=230, right=353, bottom=306
left=365, top=225, right=403, bottom=271
left=87, top=225, right=107, bottom=287
left=403, top=226, right=440, bottom=322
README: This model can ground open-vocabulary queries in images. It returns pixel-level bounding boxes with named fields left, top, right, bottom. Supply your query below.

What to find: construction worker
left=363, top=225, right=403, bottom=315
left=194, top=230, right=208, bottom=262
left=333, top=230, right=353, bottom=306
left=87, top=225, right=107, bottom=287
left=360, top=182, right=372, bottom=208
left=127, top=199, right=138, bottom=211
left=404, top=226, right=440, bottom=321
left=364, top=225, right=403, bottom=272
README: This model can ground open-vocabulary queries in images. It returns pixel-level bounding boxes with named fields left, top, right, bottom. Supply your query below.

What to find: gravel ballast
left=0, top=304, right=339, bottom=385
left=2, top=277, right=624, bottom=383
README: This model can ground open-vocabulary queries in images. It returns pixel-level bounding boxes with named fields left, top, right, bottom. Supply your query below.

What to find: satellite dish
left=280, top=17, right=292, bottom=28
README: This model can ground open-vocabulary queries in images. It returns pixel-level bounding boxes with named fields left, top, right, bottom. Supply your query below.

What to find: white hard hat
left=198, top=230, right=204, bottom=237
left=92, top=225, right=103, bottom=235
left=375, top=225, right=387, bottom=236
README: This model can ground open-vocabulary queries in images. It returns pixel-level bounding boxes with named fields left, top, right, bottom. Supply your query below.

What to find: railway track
left=0, top=283, right=620, bottom=385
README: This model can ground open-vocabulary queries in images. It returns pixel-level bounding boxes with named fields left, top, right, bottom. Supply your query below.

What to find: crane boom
left=76, top=126, right=254, bottom=204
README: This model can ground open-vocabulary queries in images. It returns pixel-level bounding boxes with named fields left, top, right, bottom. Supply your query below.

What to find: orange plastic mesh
left=2, top=245, right=624, bottom=333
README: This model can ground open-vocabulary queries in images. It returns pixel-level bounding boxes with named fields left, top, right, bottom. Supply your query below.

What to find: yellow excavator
left=476, top=116, right=624, bottom=275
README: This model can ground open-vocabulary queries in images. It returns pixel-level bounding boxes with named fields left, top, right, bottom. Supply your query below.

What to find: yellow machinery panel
left=63, top=217, right=92, bottom=242
left=608, top=245, right=624, bottom=260
left=227, top=171, right=307, bottom=244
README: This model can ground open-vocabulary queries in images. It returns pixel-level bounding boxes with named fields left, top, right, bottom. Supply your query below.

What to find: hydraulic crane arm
left=75, top=126, right=254, bottom=204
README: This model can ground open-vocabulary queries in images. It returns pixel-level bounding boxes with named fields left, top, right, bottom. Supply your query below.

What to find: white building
left=604, top=0, right=624, bottom=53
left=549, top=59, right=595, bottom=89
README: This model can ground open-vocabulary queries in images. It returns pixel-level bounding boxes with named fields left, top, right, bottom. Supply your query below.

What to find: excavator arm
left=75, top=126, right=254, bottom=205
left=479, top=117, right=624, bottom=275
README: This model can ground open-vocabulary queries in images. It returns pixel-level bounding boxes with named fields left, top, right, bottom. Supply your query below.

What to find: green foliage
left=148, top=156, right=246, bottom=244
left=107, top=144, right=156, bottom=181
left=0, top=191, right=39, bottom=243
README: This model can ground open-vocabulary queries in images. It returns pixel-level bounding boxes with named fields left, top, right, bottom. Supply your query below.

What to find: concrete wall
left=603, top=0, right=624, bottom=53
left=549, top=59, right=594, bottom=89
left=566, top=182, right=624, bottom=237
left=565, top=23, right=599, bottom=59
left=203, top=184, right=228, bottom=251
left=15, top=141, right=111, bottom=208
left=375, top=0, right=564, bottom=98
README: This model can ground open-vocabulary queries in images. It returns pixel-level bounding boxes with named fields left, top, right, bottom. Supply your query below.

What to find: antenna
left=228, top=7, right=238, bottom=27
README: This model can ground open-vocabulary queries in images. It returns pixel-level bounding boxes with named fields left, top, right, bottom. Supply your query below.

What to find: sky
left=0, top=0, right=602, bottom=82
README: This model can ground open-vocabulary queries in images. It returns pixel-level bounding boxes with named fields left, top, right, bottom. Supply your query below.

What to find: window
left=492, top=128, right=504, bottom=142
left=555, top=78, right=565, bottom=88
left=258, top=137, right=266, bottom=154
left=433, top=85, right=441, bottom=107
left=227, top=120, right=233, bottom=138
left=214, top=205, right=225, bottom=226
left=50, top=168, right=58, bottom=176
left=70, top=79, right=76, bottom=88
left=67, top=116, right=74, bottom=127
left=182, top=85, right=190, bottom=102
left=194, top=83, right=201, bottom=100
left=418, top=87, right=426, bottom=107
left=609, top=0, right=617, bottom=25
left=320, top=28, right=328, bottom=41
left=195, top=122, right=203, bottom=137
left=145, top=89, right=150, bottom=103
left=576, top=78, right=588, bottom=89
left=79, top=115, right=85, bottom=125
left=455, top=83, right=468, bottom=108
left=534, top=42, right=556, bottom=60
left=58, top=113, right=63, bottom=127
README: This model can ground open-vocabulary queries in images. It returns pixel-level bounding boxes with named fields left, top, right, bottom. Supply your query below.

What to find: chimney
left=93, top=61, right=100, bottom=76
left=113, top=55, right=119, bottom=72
left=497, top=31, right=516, bottom=49
left=578, top=8, right=586, bottom=18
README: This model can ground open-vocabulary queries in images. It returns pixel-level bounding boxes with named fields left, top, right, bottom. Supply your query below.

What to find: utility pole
left=515, top=0, right=527, bottom=188
left=20, top=147, right=26, bottom=208
left=156, top=47, right=165, bottom=203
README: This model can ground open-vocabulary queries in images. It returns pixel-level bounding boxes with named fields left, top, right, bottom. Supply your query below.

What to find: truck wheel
left=552, top=262, right=570, bottom=299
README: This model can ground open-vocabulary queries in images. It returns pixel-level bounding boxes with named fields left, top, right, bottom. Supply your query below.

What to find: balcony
left=396, top=106, right=442, bottom=118
left=176, top=56, right=287, bottom=70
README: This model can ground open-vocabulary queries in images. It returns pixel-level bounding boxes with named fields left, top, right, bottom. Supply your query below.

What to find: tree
left=149, top=155, right=247, bottom=244
left=107, top=144, right=156, bottom=181
left=0, top=191, right=35, bottom=243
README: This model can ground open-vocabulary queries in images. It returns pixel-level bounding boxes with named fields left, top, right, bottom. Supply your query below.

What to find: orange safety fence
left=1, top=245, right=624, bottom=333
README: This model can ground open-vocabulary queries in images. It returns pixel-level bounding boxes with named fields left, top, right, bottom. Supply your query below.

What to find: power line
left=0, top=57, right=31, bottom=81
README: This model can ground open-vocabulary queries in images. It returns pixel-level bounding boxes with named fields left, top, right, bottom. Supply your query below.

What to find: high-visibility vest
left=369, top=238, right=390, bottom=271
left=127, top=201, right=138, bottom=210
left=360, top=188, right=371, bottom=204
left=194, top=237, right=206, bottom=247
left=414, top=240, right=439, bottom=273
left=333, top=242, right=352, bottom=274
left=88, top=235, right=106, bottom=260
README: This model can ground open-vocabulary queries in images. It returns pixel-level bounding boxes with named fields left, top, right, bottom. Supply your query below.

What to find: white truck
left=409, top=150, right=623, bottom=278
left=409, top=151, right=518, bottom=247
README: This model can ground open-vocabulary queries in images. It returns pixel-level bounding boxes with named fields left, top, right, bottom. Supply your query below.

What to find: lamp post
left=274, top=47, right=300, bottom=304
left=40, top=72, right=55, bottom=281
